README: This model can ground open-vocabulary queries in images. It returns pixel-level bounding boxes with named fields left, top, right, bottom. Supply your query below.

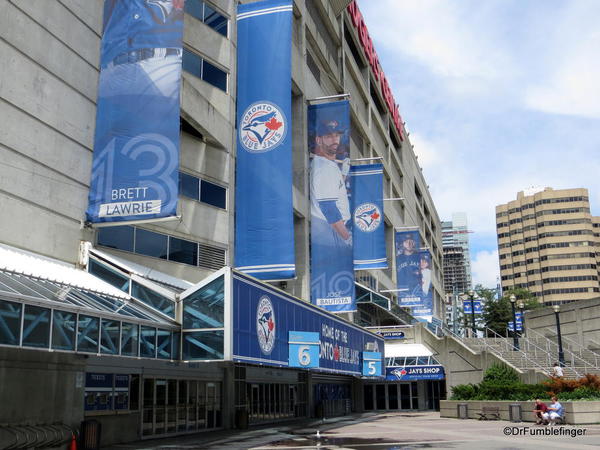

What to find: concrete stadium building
left=0, top=0, right=444, bottom=444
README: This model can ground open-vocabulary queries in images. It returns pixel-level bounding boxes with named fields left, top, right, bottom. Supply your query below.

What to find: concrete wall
left=441, top=400, right=600, bottom=425
left=414, top=324, right=546, bottom=396
left=525, top=298, right=600, bottom=350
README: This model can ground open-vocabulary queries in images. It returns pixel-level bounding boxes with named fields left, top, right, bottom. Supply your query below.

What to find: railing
left=541, top=327, right=600, bottom=368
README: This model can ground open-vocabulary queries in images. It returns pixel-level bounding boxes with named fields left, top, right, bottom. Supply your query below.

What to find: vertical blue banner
left=350, top=164, right=387, bottom=270
left=463, top=300, right=482, bottom=314
left=234, top=0, right=295, bottom=280
left=395, top=230, right=421, bottom=307
left=412, top=249, right=433, bottom=321
left=86, top=0, right=184, bottom=223
left=308, top=101, right=355, bottom=312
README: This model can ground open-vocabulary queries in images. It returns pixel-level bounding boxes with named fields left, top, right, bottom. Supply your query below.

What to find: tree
left=482, top=287, right=540, bottom=336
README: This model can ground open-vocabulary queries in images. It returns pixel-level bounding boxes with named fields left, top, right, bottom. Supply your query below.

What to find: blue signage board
left=289, top=331, right=320, bottom=368
left=350, top=164, right=387, bottom=270
left=85, top=373, right=114, bottom=411
left=508, top=321, right=523, bottom=331
left=463, top=300, right=483, bottom=314
left=235, top=0, right=295, bottom=280
left=362, top=351, right=383, bottom=377
left=395, top=230, right=421, bottom=307
left=386, top=365, right=445, bottom=381
left=377, top=331, right=405, bottom=340
left=232, top=272, right=384, bottom=376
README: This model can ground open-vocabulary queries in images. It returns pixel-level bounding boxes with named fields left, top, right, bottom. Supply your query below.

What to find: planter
left=440, top=400, right=600, bottom=425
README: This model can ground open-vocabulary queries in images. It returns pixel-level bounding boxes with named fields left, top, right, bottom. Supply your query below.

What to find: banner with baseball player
left=395, top=230, right=422, bottom=307
left=86, top=0, right=185, bottom=224
left=350, top=164, right=387, bottom=270
left=308, top=100, right=355, bottom=312
left=234, top=0, right=295, bottom=280
left=411, top=249, right=433, bottom=321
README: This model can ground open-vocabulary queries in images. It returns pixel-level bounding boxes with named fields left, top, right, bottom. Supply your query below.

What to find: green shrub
left=482, top=363, right=520, bottom=384
left=450, top=383, right=478, bottom=400
left=558, top=387, right=600, bottom=401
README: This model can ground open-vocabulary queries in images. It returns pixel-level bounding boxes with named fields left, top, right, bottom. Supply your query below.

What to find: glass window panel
left=22, top=304, right=50, bottom=348
left=417, top=357, right=429, bottom=365
left=52, top=310, right=76, bottom=351
left=168, top=237, right=198, bottom=266
left=156, top=329, right=172, bottom=360
left=185, top=0, right=204, bottom=21
left=182, top=330, right=224, bottom=360
left=183, top=275, right=224, bottom=329
left=202, top=60, right=227, bottom=92
left=200, top=180, right=226, bottom=209
left=179, top=172, right=200, bottom=200
left=89, top=259, right=130, bottom=293
left=0, top=272, right=45, bottom=299
left=97, top=226, right=134, bottom=252
left=100, top=318, right=120, bottom=355
left=172, top=331, right=181, bottom=361
left=405, top=357, right=417, bottom=366
left=0, top=300, right=22, bottom=346
left=121, top=322, right=139, bottom=356
left=77, top=315, right=99, bottom=353
left=140, top=326, right=157, bottom=358
left=182, top=48, right=202, bottom=77
left=131, top=281, right=175, bottom=318
left=204, top=3, right=228, bottom=37
left=135, top=228, right=168, bottom=259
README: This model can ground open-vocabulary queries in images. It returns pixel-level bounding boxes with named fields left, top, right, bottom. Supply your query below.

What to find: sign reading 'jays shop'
left=232, top=272, right=384, bottom=376
left=386, top=365, right=445, bottom=381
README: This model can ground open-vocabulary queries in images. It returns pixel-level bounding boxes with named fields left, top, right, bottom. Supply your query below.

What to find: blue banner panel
left=362, top=351, right=383, bottom=377
left=289, top=331, right=320, bottom=368
left=232, top=273, right=384, bottom=376
left=508, top=321, right=523, bottom=331
left=411, top=249, right=433, bottom=320
left=350, top=164, right=387, bottom=270
left=376, top=330, right=405, bottom=340
left=395, top=230, right=421, bottom=307
left=386, top=365, right=445, bottom=381
left=463, top=300, right=483, bottom=314
left=308, top=101, right=355, bottom=312
left=234, top=0, right=295, bottom=280
left=86, top=0, right=184, bottom=223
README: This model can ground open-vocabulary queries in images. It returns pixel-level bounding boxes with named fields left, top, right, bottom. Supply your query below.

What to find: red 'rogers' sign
left=347, top=1, right=406, bottom=141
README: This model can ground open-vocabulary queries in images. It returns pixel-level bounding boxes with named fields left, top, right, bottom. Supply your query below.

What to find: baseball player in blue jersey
left=88, top=0, right=184, bottom=222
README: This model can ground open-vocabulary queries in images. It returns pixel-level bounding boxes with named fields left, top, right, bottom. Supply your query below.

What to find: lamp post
left=517, top=300, right=525, bottom=337
left=553, top=305, right=565, bottom=367
left=468, top=290, right=476, bottom=338
left=510, top=294, right=519, bottom=351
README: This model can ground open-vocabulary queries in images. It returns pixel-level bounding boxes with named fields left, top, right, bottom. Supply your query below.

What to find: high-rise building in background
left=496, top=187, right=600, bottom=304
left=442, top=212, right=473, bottom=294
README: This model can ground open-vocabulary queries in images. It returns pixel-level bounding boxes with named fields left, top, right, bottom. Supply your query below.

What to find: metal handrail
left=524, top=328, right=589, bottom=375
left=540, top=327, right=600, bottom=368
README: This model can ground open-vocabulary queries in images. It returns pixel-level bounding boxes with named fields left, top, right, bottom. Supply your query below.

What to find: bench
left=478, top=406, right=500, bottom=420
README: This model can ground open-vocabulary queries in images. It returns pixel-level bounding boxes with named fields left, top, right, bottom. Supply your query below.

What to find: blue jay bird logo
left=354, top=203, right=382, bottom=232
left=256, top=296, right=276, bottom=354
left=240, top=102, right=287, bottom=153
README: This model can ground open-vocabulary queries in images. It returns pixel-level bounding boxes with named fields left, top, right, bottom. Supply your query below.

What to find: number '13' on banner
left=288, top=331, right=320, bottom=368
left=362, top=351, right=382, bottom=376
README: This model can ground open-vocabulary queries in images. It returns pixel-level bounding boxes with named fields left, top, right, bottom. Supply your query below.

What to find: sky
left=358, top=0, right=600, bottom=288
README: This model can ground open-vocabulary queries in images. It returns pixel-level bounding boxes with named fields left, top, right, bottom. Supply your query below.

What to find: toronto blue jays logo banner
left=86, top=0, right=185, bottom=223
left=234, top=0, right=295, bottom=280
left=308, top=100, right=355, bottom=312
left=350, top=164, right=387, bottom=270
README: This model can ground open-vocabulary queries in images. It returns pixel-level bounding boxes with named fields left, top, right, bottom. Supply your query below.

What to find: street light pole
left=517, top=300, right=525, bottom=338
left=553, top=305, right=565, bottom=367
left=469, top=290, right=476, bottom=338
left=510, top=294, right=519, bottom=351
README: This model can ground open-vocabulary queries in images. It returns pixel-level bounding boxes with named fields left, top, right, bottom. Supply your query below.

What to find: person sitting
left=532, top=398, right=548, bottom=425
left=542, top=396, right=564, bottom=425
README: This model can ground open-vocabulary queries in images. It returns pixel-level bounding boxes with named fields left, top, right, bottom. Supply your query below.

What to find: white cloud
left=471, top=250, right=500, bottom=288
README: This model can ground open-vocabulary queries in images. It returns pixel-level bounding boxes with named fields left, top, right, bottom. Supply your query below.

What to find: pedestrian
left=532, top=398, right=548, bottom=425
left=542, top=396, right=564, bottom=425
left=552, top=362, right=564, bottom=378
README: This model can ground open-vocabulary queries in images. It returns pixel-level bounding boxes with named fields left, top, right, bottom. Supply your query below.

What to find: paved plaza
left=106, top=411, right=600, bottom=449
